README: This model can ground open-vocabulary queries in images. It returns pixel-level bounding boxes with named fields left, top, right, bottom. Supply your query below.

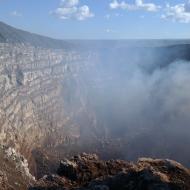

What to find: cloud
left=61, top=0, right=79, bottom=7
left=104, top=13, right=122, bottom=20
left=105, top=28, right=117, bottom=33
left=52, top=0, right=94, bottom=21
left=162, top=1, right=190, bottom=23
left=10, top=11, right=22, bottom=17
left=109, top=0, right=161, bottom=12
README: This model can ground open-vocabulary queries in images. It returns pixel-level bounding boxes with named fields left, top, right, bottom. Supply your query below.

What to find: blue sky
left=0, top=0, right=190, bottom=39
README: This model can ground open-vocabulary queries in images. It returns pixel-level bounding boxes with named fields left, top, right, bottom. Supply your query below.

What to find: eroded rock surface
left=0, top=42, right=99, bottom=167
left=0, top=145, right=35, bottom=190
left=30, top=153, right=190, bottom=190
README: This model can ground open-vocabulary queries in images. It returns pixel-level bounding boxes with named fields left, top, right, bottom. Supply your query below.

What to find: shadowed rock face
left=29, top=153, right=190, bottom=190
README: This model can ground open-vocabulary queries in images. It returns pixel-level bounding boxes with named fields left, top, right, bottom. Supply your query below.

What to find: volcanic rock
left=30, top=153, right=190, bottom=190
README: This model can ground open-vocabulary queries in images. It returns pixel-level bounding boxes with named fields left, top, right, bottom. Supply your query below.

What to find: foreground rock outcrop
left=0, top=145, right=35, bottom=190
left=29, top=153, right=190, bottom=190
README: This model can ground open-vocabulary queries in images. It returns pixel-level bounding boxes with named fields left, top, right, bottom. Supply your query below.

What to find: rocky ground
left=0, top=145, right=34, bottom=190
left=29, top=153, right=190, bottom=190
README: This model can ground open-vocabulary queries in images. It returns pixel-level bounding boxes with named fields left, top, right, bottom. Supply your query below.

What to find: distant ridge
left=0, top=21, right=72, bottom=49
left=0, top=21, right=190, bottom=49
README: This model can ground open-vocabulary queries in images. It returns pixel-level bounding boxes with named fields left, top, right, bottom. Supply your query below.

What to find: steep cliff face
left=0, top=43, right=62, bottom=147
left=0, top=43, right=98, bottom=165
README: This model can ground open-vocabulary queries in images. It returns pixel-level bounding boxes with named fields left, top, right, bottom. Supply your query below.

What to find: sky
left=0, top=0, right=190, bottom=39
